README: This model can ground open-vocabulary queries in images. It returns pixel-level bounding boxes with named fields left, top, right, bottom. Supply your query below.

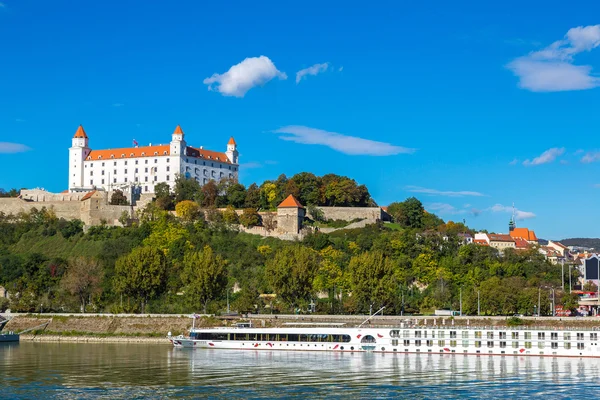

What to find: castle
left=69, top=125, right=239, bottom=194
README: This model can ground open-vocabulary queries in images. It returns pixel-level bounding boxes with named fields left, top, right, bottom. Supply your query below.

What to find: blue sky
left=1, top=0, right=600, bottom=239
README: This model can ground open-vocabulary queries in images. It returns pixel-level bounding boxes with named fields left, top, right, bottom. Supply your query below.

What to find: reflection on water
left=1, top=343, right=600, bottom=399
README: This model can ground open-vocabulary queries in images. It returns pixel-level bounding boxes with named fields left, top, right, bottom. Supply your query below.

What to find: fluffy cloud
left=203, top=56, right=287, bottom=97
left=490, top=204, right=536, bottom=220
left=406, top=186, right=485, bottom=197
left=506, top=25, right=600, bottom=92
left=0, top=142, right=31, bottom=153
left=581, top=151, right=600, bottom=163
left=426, top=203, right=460, bottom=215
left=523, top=147, right=565, bottom=166
left=296, top=63, right=329, bottom=84
left=273, top=125, right=415, bottom=156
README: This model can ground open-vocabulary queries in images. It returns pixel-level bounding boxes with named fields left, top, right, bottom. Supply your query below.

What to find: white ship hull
left=169, top=326, right=600, bottom=358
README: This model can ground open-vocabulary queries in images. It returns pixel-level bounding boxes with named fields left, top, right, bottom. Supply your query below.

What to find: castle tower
left=277, top=194, right=305, bottom=234
left=225, top=136, right=239, bottom=164
left=508, top=202, right=516, bottom=232
left=169, top=125, right=186, bottom=187
left=69, top=125, right=91, bottom=191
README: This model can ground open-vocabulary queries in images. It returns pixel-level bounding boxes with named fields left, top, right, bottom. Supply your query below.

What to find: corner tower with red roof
left=277, top=194, right=305, bottom=234
left=68, top=125, right=239, bottom=194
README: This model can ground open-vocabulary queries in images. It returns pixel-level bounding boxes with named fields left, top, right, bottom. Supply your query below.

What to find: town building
left=69, top=125, right=239, bottom=194
left=487, top=234, right=516, bottom=251
left=509, top=227, right=538, bottom=244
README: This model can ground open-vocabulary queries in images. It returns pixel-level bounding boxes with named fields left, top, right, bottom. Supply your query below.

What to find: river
left=1, top=342, right=599, bottom=399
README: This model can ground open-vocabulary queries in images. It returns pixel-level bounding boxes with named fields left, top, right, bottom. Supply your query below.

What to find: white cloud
left=426, top=203, right=460, bottom=215
left=506, top=25, right=600, bottom=92
left=581, top=151, right=600, bottom=163
left=523, top=147, right=565, bottom=166
left=490, top=204, right=536, bottom=220
left=406, top=186, right=486, bottom=197
left=508, top=158, right=519, bottom=166
left=203, top=56, right=287, bottom=97
left=0, top=142, right=31, bottom=153
left=296, top=63, right=329, bottom=84
left=273, top=125, right=415, bottom=156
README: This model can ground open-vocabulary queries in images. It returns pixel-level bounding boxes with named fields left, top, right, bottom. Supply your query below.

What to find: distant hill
left=560, top=238, right=600, bottom=250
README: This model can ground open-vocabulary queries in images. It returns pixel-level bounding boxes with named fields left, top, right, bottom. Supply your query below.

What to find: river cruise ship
left=168, top=320, right=600, bottom=358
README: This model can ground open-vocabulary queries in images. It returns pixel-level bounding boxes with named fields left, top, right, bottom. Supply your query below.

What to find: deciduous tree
left=181, top=246, right=228, bottom=313
left=61, top=257, right=103, bottom=312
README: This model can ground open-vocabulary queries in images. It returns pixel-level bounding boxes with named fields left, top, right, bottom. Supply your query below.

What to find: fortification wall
left=20, top=189, right=84, bottom=202
left=314, top=207, right=382, bottom=222
left=0, top=198, right=82, bottom=220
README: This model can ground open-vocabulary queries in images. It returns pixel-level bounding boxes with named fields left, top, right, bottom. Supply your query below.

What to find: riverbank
left=4, top=313, right=600, bottom=343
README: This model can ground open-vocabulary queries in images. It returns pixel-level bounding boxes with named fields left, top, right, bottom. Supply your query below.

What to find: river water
left=1, top=342, right=600, bottom=399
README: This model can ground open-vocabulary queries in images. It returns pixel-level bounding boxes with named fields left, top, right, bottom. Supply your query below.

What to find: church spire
left=73, top=125, right=88, bottom=139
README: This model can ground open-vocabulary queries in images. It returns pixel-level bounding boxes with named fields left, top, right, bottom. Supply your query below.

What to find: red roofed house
left=69, top=125, right=239, bottom=194
left=547, top=240, right=569, bottom=258
left=488, top=234, right=516, bottom=252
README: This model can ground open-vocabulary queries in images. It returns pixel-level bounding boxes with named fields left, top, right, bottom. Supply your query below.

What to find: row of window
left=90, top=175, right=168, bottom=186
left=390, top=330, right=596, bottom=341
left=185, top=159, right=237, bottom=171
left=87, top=159, right=165, bottom=167
left=191, top=332, right=352, bottom=342
left=89, top=167, right=167, bottom=176
left=391, top=339, right=585, bottom=350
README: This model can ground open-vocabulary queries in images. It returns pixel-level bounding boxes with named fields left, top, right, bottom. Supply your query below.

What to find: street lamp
left=226, top=288, right=230, bottom=314
left=459, top=287, right=463, bottom=317
left=477, top=290, right=480, bottom=316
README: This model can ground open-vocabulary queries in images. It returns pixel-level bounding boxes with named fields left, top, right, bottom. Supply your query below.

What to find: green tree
left=389, top=197, right=424, bottom=228
left=348, top=251, right=397, bottom=313
left=154, top=182, right=171, bottom=199
left=239, top=208, right=260, bottom=228
left=265, top=246, right=320, bottom=309
left=114, top=247, right=168, bottom=313
left=61, top=257, right=103, bottom=312
left=244, top=183, right=261, bottom=209
left=181, top=246, right=228, bottom=313
left=224, top=180, right=247, bottom=208
left=174, top=175, right=201, bottom=203
left=223, top=205, right=240, bottom=224
left=110, top=190, right=129, bottom=205
left=176, top=200, right=201, bottom=222
left=200, top=180, right=219, bottom=207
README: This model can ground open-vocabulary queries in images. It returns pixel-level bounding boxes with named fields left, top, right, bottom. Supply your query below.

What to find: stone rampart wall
left=0, top=198, right=81, bottom=220
left=314, top=207, right=382, bottom=222
left=20, top=189, right=84, bottom=202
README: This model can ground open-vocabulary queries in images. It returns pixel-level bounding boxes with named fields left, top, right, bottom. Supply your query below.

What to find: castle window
left=204, top=169, right=208, bottom=176
left=229, top=173, right=233, bottom=179
left=102, top=170, right=105, bottom=176
left=220, top=172, right=224, bottom=178
left=98, top=156, right=102, bottom=159
left=203, top=178, right=208, bottom=184
left=121, top=154, right=125, bottom=158
left=90, top=163, right=93, bottom=167
left=124, top=177, right=128, bottom=183
left=102, top=179, right=105, bottom=184
left=141, top=152, right=145, bottom=156
left=85, top=164, right=87, bottom=168
left=211, top=171, right=215, bottom=178
left=166, top=175, right=170, bottom=181
left=113, top=178, right=117, bottom=183
left=114, top=170, right=117, bottom=175
left=154, top=176, right=157, bottom=182
left=154, top=159, right=157, bottom=163
left=90, top=180, right=93, bottom=185
left=163, top=151, right=167, bottom=155
left=166, top=166, right=170, bottom=172
left=135, top=168, right=138, bottom=173
left=145, top=186, right=148, bottom=192
left=125, top=161, right=128, bottom=165
left=154, top=152, right=158, bottom=156
left=125, top=169, right=128, bottom=174
left=167, top=158, right=170, bottom=163
left=211, top=163, right=214, bottom=167
left=135, top=160, right=138, bottom=165
left=145, top=168, right=148, bottom=173
left=102, top=162, right=105, bottom=166
left=130, top=153, right=134, bottom=157
left=90, top=171, right=93, bottom=176
left=111, top=155, right=115, bottom=159
left=145, top=160, right=148, bottom=164
left=145, top=177, right=148, bottom=182
left=114, top=161, right=117, bottom=166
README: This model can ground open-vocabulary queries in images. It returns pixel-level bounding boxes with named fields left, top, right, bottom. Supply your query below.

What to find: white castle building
left=68, top=125, right=239, bottom=194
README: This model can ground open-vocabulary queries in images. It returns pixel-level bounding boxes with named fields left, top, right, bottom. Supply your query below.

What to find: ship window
left=538, top=332, right=545, bottom=340
left=389, top=330, right=400, bottom=338
left=462, top=340, right=469, bottom=347
left=538, top=342, right=545, bottom=349
left=500, top=341, right=506, bottom=348
left=487, top=332, right=494, bottom=339
left=525, top=332, right=532, bottom=340
left=577, top=333, right=584, bottom=340
left=474, top=331, right=482, bottom=339
left=551, top=333, right=558, bottom=340
left=551, top=342, right=558, bottom=349
left=577, top=343, right=585, bottom=350
left=450, top=331, right=457, bottom=338
left=487, top=341, right=494, bottom=348
left=438, top=340, right=445, bottom=347
left=403, top=340, right=410, bottom=346
left=563, top=333, right=571, bottom=340
left=415, top=340, right=421, bottom=347
left=512, top=332, right=519, bottom=340
left=426, top=340, right=433, bottom=347
left=499, top=332, right=507, bottom=339
left=525, top=342, right=532, bottom=349
left=414, top=331, right=421, bottom=338
left=591, top=333, right=598, bottom=341
left=475, top=341, right=481, bottom=348
left=564, top=343, right=571, bottom=349
left=450, top=340, right=457, bottom=347
left=512, top=342, right=519, bottom=348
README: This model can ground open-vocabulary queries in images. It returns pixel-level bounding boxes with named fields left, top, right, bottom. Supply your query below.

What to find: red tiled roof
left=228, top=136, right=237, bottom=145
left=474, top=239, right=489, bottom=246
left=81, top=190, right=96, bottom=201
left=73, top=125, right=88, bottom=139
left=173, top=125, right=184, bottom=135
left=87, top=145, right=171, bottom=160
left=514, top=237, right=529, bottom=249
left=278, top=194, right=304, bottom=208
left=510, top=228, right=538, bottom=241
left=488, top=234, right=514, bottom=242
left=61, top=190, right=69, bottom=194
left=186, top=147, right=231, bottom=163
